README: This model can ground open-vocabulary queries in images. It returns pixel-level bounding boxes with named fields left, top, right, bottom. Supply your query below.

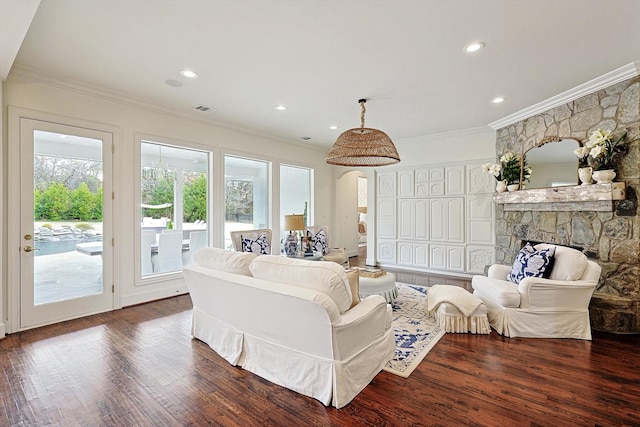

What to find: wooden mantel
left=493, top=182, right=625, bottom=211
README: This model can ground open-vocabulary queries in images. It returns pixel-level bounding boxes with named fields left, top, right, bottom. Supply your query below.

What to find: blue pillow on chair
left=241, top=234, right=271, bottom=255
left=507, top=242, right=556, bottom=284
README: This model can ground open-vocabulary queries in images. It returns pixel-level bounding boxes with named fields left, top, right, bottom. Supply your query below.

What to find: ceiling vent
left=194, top=105, right=213, bottom=112
left=300, top=136, right=312, bottom=141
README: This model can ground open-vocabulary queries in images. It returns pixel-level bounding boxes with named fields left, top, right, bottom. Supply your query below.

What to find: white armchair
left=472, top=243, right=601, bottom=340
left=306, top=225, right=349, bottom=267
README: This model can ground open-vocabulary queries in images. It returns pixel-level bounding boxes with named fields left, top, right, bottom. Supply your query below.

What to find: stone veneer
left=495, top=76, right=640, bottom=333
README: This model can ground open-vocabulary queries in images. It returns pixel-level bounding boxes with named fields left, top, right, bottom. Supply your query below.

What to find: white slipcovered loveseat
left=183, top=249, right=395, bottom=408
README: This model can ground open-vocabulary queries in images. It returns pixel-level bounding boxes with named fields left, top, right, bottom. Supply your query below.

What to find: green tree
left=91, top=186, right=103, bottom=220
left=36, top=183, right=71, bottom=220
left=183, top=174, right=207, bottom=222
left=69, top=182, right=95, bottom=220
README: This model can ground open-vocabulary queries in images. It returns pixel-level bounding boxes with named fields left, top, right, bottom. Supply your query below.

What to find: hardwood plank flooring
left=2, top=252, right=639, bottom=426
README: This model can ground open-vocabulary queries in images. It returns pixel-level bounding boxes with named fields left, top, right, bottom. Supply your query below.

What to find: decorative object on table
left=326, top=98, right=400, bottom=167
left=358, top=267, right=386, bottom=278
left=383, top=283, right=445, bottom=378
left=483, top=151, right=531, bottom=191
left=578, top=166, right=593, bottom=185
left=507, top=183, right=520, bottom=192
left=592, top=169, right=617, bottom=184
left=574, top=128, right=627, bottom=183
left=283, top=214, right=305, bottom=257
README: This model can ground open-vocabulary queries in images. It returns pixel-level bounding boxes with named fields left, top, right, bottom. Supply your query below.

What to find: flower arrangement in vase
left=574, top=128, right=627, bottom=184
left=483, top=152, right=531, bottom=192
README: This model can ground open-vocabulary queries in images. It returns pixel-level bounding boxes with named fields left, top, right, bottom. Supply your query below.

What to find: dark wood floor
left=2, top=252, right=640, bottom=426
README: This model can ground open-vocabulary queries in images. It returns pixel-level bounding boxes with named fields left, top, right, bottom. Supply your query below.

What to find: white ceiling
left=5, top=0, right=640, bottom=149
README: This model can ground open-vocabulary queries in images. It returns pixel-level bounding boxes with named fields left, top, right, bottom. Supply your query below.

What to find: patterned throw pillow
left=507, top=242, right=556, bottom=284
left=311, top=229, right=329, bottom=255
left=241, top=234, right=271, bottom=255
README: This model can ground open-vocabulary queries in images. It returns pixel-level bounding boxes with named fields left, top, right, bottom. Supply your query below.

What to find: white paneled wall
left=375, top=162, right=495, bottom=276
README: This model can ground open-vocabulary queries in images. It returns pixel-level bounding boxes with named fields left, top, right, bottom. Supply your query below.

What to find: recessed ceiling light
left=180, top=70, right=198, bottom=78
left=329, top=125, right=338, bottom=130
left=492, top=97, right=506, bottom=104
left=464, top=42, right=485, bottom=53
left=275, top=105, right=287, bottom=111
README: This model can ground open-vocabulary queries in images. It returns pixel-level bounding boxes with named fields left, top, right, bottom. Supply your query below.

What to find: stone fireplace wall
left=494, top=76, right=640, bottom=333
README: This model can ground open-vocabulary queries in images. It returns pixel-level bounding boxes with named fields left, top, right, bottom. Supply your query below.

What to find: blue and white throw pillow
left=507, top=242, right=556, bottom=284
left=311, top=229, right=329, bottom=255
left=241, top=234, right=270, bottom=255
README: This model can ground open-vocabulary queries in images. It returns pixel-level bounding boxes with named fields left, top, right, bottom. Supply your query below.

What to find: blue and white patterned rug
left=383, top=283, right=444, bottom=378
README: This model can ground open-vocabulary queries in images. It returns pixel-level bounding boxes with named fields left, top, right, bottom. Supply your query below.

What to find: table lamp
left=283, top=214, right=305, bottom=257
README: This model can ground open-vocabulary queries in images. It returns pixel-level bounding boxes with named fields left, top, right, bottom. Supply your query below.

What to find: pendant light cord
left=359, top=99, right=367, bottom=129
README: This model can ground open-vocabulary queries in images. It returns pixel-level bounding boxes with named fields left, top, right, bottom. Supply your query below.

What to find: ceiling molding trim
left=489, top=61, right=640, bottom=130
left=397, top=126, right=494, bottom=145
left=7, top=65, right=328, bottom=154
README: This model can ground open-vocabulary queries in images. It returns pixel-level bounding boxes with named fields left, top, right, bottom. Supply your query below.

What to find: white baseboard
left=120, top=284, right=189, bottom=307
left=0, top=322, right=5, bottom=339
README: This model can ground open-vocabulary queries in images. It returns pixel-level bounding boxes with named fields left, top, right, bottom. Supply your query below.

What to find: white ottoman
left=359, top=272, right=397, bottom=303
left=426, top=284, right=490, bottom=334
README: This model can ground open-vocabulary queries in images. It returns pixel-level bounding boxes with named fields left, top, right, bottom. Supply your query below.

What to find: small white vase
left=578, top=167, right=593, bottom=185
left=496, top=180, right=507, bottom=193
left=592, top=169, right=616, bottom=184
left=507, top=184, right=520, bottom=192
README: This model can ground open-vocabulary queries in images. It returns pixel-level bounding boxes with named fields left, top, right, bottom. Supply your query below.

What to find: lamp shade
left=283, top=214, right=305, bottom=231
left=326, top=99, right=400, bottom=167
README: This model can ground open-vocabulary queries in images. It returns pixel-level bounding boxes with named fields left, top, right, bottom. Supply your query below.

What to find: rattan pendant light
left=326, top=99, right=400, bottom=167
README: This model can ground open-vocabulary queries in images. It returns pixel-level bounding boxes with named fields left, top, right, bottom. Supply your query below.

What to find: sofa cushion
left=472, top=276, right=521, bottom=308
left=508, top=243, right=556, bottom=284
left=345, top=269, right=361, bottom=309
left=535, top=244, right=588, bottom=281
left=194, top=247, right=256, bottom=276
left=249, top=255, right=353, bottom=313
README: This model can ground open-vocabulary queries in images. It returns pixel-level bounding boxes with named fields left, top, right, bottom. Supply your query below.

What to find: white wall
left=364, top=127, right=496, bottom=266
left=1, top=75, right=334, bottom=331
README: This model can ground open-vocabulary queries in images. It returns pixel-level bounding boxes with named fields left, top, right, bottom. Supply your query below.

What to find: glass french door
left=19, top=119, right=113, bottom=329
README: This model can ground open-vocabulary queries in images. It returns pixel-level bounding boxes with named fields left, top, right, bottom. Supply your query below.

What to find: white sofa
left=183, top=249, right=395, bottom=408
left=472, top=243, right=601, bottom=340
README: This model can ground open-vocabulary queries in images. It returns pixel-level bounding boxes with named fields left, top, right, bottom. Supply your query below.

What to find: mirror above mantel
left=525, top=138, right=580, bottom=189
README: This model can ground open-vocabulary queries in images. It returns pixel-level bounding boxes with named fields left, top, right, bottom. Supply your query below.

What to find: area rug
left=383, top=283, right=444, bottom=378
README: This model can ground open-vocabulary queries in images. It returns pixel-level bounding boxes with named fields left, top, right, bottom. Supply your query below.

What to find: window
left=280, top=163, right=312, bottom=225
left=140, top=141, right=209, bottom=276
left=224, top=155, right=270, bottom=250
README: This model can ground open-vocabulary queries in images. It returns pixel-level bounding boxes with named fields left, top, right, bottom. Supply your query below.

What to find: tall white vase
left=578, top=167, right=593, bottom=185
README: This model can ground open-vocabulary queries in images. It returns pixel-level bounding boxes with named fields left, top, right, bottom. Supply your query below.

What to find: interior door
left=19, top=119, right=113, bottom=329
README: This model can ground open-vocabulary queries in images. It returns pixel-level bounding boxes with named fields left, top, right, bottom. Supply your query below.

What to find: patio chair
left=184, top=230, right=207, bottom=265
left=157, top=231, right=183, bottom=273
left=141, top=230, right=156, bottom=275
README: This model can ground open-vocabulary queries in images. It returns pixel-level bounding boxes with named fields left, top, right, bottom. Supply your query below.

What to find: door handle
left=23, top=246, right=40, bottom=252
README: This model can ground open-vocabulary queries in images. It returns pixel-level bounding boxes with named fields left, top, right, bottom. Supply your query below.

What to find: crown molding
left=488, top=61, right=640, bottom=130
left=7, top=65, right=329, bottom=154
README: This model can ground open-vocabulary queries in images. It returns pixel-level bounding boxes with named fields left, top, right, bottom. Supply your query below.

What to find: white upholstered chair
left=471, top=243, right=601, bottom=340
left=306, top=225, right=349, bottom=267
left=230, top=229, right=272, bottom=254
left=157, top=231, right=183, bottom=273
